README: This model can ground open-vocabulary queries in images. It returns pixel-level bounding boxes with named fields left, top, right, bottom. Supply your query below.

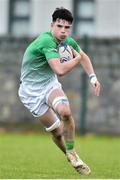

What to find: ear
left=51, top=22, right=54, bottom=27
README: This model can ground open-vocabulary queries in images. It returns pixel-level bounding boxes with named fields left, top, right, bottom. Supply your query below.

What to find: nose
left=61, top=27, right=65, bottom=33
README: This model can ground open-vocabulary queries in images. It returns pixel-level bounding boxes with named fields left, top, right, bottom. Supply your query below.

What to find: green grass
left=0, top=133, right=120, bottom=179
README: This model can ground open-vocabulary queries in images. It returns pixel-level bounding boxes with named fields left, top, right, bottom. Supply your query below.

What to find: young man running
left=18, top=7, right=101, bottom=175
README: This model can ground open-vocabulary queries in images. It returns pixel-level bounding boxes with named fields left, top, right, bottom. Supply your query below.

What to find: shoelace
left=67, top=151, right=80, bottom=163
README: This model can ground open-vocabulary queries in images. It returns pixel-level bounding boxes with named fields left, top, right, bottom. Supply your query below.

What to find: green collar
left=50, top=31, right=66, bottom=45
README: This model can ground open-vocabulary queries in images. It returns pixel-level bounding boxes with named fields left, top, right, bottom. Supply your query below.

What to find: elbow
left=58, top=73, right=64, bottom=77
left=56, top=70, right=65, bottom=76
left=55, top=68, right=65, bottom=76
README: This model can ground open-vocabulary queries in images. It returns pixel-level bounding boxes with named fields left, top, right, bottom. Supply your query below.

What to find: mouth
left=60, top=35, right=66, bottom=40
left=56, top=35, right=67, bottom=42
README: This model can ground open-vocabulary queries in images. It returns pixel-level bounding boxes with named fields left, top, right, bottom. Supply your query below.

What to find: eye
left=57, top=25, right=62, bottom=28
left=65, top=26, right=71, bottom=29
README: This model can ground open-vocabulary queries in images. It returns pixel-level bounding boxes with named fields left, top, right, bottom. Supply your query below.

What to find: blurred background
left=0, top=0, right=120, bottom=135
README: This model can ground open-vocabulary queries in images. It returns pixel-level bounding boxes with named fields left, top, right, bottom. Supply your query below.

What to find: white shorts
left=18, top=79, right=62, bottom=117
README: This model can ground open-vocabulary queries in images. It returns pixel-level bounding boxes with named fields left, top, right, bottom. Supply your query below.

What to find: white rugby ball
left=58, top=44, right=73, bottom=63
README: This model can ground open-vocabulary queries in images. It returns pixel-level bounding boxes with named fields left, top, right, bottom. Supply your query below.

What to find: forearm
left=48, top=54, right=81, bottom=76
left=60, top=56, right=80, bottom=75
left=80, top=51, right=99, bottom=85
left=80, top=51, right=95, bottom=76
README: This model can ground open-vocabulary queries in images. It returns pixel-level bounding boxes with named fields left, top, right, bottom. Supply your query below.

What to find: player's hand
left=70, top=46, right=81, bottom=61
left=91, top=80, right=101, bottom=96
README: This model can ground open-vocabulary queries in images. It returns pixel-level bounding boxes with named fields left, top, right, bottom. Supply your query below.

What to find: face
left=51, top=19, right=72, bottom=42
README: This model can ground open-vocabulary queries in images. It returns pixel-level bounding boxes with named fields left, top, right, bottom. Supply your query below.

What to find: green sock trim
left=65, top=140, right=74, bottom=151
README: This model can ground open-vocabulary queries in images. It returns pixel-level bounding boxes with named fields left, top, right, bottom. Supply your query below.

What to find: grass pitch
left=0, top=133, right=120, bottom=179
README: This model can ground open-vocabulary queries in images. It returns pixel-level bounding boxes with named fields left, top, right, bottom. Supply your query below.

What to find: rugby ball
left=58, top=44, right=73, bottom=63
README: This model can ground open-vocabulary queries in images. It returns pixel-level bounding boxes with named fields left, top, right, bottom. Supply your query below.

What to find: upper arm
left=39, top=37, right=64, bottom=75
left=41, top=37, right=60, bottom=60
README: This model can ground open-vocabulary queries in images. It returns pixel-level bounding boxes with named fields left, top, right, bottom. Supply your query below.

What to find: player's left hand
left=91, top=80, right=101, bottom=96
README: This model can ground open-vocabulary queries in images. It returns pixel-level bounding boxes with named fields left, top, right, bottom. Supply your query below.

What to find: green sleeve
left=41, top=37, right=60, bottom=61
left=67, top=37, right=81, bottom=53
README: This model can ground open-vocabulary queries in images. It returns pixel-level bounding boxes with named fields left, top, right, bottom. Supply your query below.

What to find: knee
left=58, top=106, right=72, bottom=119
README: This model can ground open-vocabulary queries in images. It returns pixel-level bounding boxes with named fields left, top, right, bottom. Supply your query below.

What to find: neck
left=50, top=30, right=63, bottom=44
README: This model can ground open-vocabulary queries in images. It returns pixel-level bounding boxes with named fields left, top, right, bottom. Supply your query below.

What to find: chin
left=60, top=37, right=66, bottom=41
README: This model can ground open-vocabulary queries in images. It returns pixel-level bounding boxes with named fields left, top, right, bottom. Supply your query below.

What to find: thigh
left=47, top=88, right=67, bottom=107
left=36, top=108, right=58, bottom=128
left=47, top=88, right=71, bottom=116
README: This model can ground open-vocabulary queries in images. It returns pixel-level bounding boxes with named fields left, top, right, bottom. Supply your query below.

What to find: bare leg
left=61, top=115, right=75, bottom=142
left=47, top=88, right=75, bottom=145
left=47, top=88, right=91, bottom=175
left=51, top=123, right=66, bottom=154
left=36, top=108, right=66, bottom=153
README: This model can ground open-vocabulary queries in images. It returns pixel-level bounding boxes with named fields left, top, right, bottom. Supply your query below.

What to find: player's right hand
left=70, top=47, right=81, bottom=61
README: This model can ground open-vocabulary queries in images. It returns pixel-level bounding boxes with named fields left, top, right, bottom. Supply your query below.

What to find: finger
left=95, top=88, right=100, bottom=96
left=92, top=82, right=99, bottom=96
left=95, top=84, right=100, bottom=96
left=91, top=81, right=100, bottom=96
left=94, top=88, right=98, bottom=96
left=70, top=47, right=80, bottom=57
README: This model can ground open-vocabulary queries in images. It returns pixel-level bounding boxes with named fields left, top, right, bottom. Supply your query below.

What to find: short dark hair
left=52, top=7, right=73, bottom=24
